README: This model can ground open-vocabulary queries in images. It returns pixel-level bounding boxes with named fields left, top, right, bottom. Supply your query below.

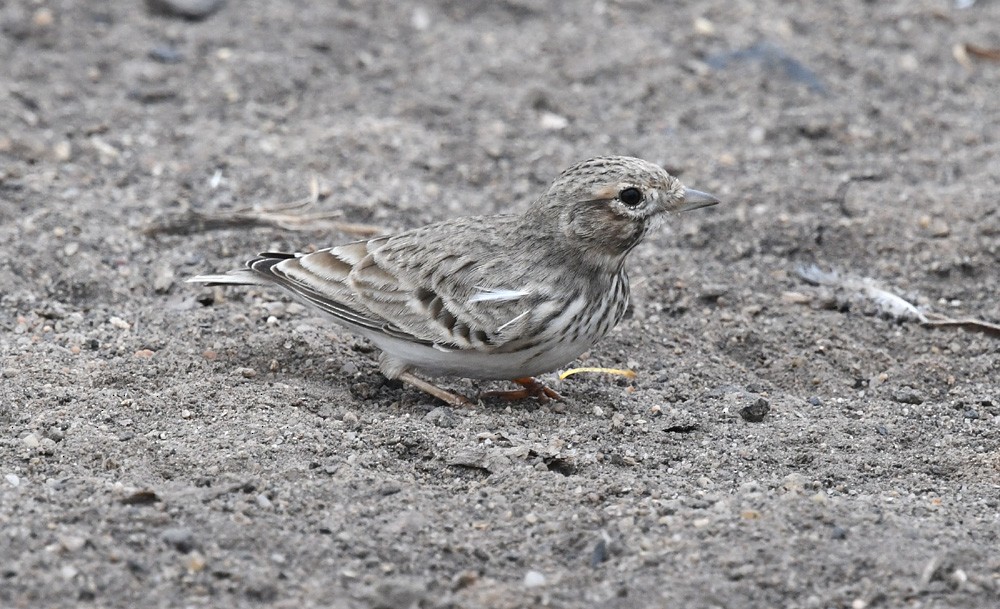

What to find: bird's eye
left=619, top=187, right=643, bottom=207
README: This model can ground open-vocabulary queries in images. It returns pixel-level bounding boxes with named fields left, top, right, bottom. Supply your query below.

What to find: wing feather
left=218, top=215, right=575, bottom=352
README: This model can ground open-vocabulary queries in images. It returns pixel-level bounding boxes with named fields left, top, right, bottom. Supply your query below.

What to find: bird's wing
left=255, top=217, right=574, bottom=352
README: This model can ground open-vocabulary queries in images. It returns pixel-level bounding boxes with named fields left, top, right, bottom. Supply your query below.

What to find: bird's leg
left=482, top=377, right=563, bottom=403
left=398, top=371, right=473, bottom=408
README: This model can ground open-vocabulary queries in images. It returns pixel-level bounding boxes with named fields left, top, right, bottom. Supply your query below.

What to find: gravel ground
left=2, top=1, right=999, bottom=608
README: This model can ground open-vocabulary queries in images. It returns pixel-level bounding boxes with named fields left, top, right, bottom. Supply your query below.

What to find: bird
left=188, top=156, right=719, bottom=407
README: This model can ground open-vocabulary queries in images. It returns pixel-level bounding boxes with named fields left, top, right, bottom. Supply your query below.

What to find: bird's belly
left=366, top=332, right=598, bottom=380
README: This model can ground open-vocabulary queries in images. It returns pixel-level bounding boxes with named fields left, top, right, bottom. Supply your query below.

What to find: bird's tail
left=186, top=269, right=268, bottom=286
left=188, top=252, right=297, bottom=286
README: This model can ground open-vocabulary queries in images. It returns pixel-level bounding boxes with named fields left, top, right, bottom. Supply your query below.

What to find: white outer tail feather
left=187, top=270, right=266, bottom=286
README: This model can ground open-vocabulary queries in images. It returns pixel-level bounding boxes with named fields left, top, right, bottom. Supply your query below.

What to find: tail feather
left=187, top=269, right=268, bottom=286
left=189, top=252, right=299, bottom=286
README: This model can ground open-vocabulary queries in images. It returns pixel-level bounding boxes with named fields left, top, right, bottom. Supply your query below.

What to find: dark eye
left=619, top=187, right=643, bottom=207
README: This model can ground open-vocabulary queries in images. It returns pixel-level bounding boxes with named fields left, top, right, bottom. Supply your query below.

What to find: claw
left=482, top=377, right=563, bottom=404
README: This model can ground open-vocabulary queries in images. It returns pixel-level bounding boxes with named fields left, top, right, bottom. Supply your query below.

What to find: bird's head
left=528, top=156, right=719, bottom=261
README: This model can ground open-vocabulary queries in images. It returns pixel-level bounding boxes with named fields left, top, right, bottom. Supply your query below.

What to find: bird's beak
left=678, top=188, right=720, bottom=212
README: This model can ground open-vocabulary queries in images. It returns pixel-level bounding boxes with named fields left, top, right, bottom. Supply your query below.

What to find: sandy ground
left=2, top=1, right=999, bottom=607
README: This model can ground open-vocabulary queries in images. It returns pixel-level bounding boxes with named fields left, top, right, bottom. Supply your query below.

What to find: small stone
left=523, top=570, right=546, bottom=588
left=782, top=472, right=808, bottom=494
left=235, top=367, right=257, bottom=378
left=740, top=398, right=770, bottom=422
left=256, top=494, right=273, bottom=509
left=590, top=539, right=609, bottom=567
left=59, top=535, right=87, bottom=552
left=161, top=527, right=196, bottom=553
left=134, top=349, right=155, bottom=359
left=452, top=570, right=478, bottom=591
left=180, top=409, right=192, bottom=419
left=23, top=433, right=40, bottom=448
left=202, top=350, right=217, bottom=361
left=5, top=473, right=20, bottom=486
left=341, top=411, right=360, bottom=427
left=425, top=406, right=459, bottom=428
left=892, top=387, right=924, bottom=405
left=693, top=16, right=715, bottom=35
left=149, top=46, right=184, bottom=64
left=52, top=140, right=72, bottom=161
left=807, top=396, right=823, bottom=406
left=146, top=0, right=224, bottom=20
left=411, top=6, right=431, bottom=30
left=153, top=266, right=174, bottom=292
left=33, top=7, right=55, bottom=27
left=963, top=409, right=979, bottom=420
left=340, top=362, right=359, bottom=376
left=185, top=552, right=206, bottom=573
left=109, top=316, right=131, bottom=330
left=538, top=111, right=568, bottom=131
left=262, top=302, right=286, bottom=318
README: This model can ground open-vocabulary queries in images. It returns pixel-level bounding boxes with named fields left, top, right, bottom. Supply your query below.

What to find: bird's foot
left=482, top=377, right=563, bottom=404
left=398, top=371, right=474, bottom=408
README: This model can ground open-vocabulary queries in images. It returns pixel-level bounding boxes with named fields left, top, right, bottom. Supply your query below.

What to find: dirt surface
left=2, top=1, right=999, bottom=607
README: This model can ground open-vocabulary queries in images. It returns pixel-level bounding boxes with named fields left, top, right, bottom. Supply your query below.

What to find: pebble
left=610, top=412, right=625, bottom=429
left=23, top=433, right=40, bottom=448
left=149, top=46, right=184, bottom=64
left=5, top=473, right=19, bottom=486
left=161, top=527, right=196, bottom=553
left=235, top=367, right=257, bottom=378
left=262, top=302, right=286, bottom=318
left=109, top=316, right=131, bottom=330
left=782, top=472, right=809, bottom=494
left=340, top=362, right=359, bottom=376
left=52, top=140, right=72, bottom=161
left=892, top=387, right=924, bottom=405
left=523, top=570, right=546, bottom=588
left=185, top=552, right=206, bottom=573
left=59, top=535, right=87, bottom=552
left=424, top=406, right=459, bottom=428
left=590, top=539, right=608, bottom=567
left=411, top=6, right=431, bottom=30
left=145, top=0, right=224, bottom=20
left=153, top=266, right=175, bottom=292
left=538, top=111, right=568, bottom=131
left=739, top=398, right=771, bottom=422
left=341, top=411, right=360, bottom=427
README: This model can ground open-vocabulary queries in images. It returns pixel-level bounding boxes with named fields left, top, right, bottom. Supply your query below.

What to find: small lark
left=189, top=156, right=718, bottom=406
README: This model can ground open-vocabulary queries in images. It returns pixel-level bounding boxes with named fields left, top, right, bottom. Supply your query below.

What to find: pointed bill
left=678, top=188, right=720, bottom=212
